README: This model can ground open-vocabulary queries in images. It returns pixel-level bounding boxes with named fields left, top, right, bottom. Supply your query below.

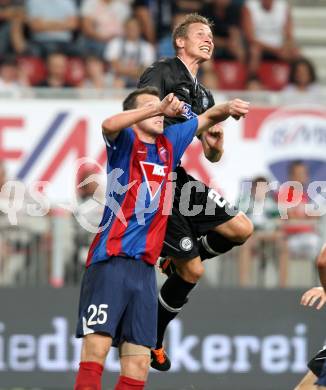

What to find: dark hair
left=288, top=160, right=306, bottom=175
left=122, top=86, right=160, bottom=111
left=289, top=57, right=317, bottom=85
left=172, top=13, right=213, bottom=51
left=252, top=176, right=268, bottom=185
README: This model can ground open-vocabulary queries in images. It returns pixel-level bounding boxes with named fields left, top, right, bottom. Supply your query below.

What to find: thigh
left=294, top=370, right=318, bottom=390
left=75, top=258, right=131, bottom=340
left=118, top=262, right=157, bottom=349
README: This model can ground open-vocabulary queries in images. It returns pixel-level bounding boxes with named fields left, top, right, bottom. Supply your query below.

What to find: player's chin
left=153, top=126, right=164, bottom=135
left=198, top=52, right=212, bottom=62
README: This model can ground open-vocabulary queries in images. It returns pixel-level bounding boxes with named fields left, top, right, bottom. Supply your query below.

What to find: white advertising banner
left=0, top=99, right=325, bottom=205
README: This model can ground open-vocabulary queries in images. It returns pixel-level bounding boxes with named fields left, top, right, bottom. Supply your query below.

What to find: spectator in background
left=104, top=17, right=155, bottom=88
left=0, top=56, right=28, bottom=92
left=279, top=161, right=321, bottom=261
left=242, top=0, right=300, bottom=75
left=80, top=55, right=121, bottom=89
left=202, top=0, right=245, bottom=62
left=284, top=57, right=320, bottom=95
left=80, top=0, right=131, bottom=58
left=245, top=75, right=264, bottom=91
left=37, top=52, right=72, bottom=88
left=133, top=0, right=201, bottom=45
left=173, top=0, right=202, bottom=14
left=239, top=176, right=278, bottom=231
left=158, top=13, right=186, bottom=59
left=26, top=0, right=78, bottom=57
left=0, top=0, right=24, bottom=55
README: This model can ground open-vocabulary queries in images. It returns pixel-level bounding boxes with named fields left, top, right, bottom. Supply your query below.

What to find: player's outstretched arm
left=102, top=93, right=184, bottom=141
left=201, top=125, right=224, bottom=163
left=196, top=99, right=250, bottom=136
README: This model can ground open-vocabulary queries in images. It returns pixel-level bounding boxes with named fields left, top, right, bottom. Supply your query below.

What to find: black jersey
left=138, top=57, right=215, bottom=126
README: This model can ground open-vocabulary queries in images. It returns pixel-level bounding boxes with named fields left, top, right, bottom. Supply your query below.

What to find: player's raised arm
left=102, top=93, right=184, bottom=141
left=196, top=99, right=250, bottom=136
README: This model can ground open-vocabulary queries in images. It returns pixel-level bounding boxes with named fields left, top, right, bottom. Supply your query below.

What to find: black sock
left=156, top=272, right=196, bottom=349
left=199, top=231, right=243, bottom=261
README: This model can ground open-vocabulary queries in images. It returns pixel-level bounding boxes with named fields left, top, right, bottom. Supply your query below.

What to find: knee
left=229, top=213, right=254, bottom=243
left=121, top=355, right=150, bottom=381
left=82, top=336, right=110, bottom=363
left=177, top=260, right=205, bottom=283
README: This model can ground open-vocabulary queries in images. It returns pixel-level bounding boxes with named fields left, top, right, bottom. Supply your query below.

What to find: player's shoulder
left=148, top=57, right=177, bottom=71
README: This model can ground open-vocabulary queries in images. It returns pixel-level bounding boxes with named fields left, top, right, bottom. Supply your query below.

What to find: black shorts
left=161, top=166, right=237, bottom=260
left=308, top=346, right=326, bottom=379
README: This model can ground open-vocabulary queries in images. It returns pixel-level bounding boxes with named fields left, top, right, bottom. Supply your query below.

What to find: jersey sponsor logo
left=179, top=236, right=193, bottom=251
left=201, top=91, right=209, bottom=110
left=140, top=161, right=167, bottom=200
left=182, top=103, right=198, bottom=120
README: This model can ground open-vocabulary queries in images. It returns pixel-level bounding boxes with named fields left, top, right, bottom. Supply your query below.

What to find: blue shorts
left=75, top=256, right=157, bottom=348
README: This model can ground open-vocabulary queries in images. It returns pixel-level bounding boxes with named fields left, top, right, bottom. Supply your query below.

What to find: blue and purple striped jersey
left=86, top=117, right=198, bottom=266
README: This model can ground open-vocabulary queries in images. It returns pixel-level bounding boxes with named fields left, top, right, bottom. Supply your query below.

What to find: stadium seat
left=258, top=62, right=290, bottom=91
left=213, top=61, right=247, bottom=90
left=18, top=56, right=46, bottom=86
left=66, top=57, right=86, bottom=86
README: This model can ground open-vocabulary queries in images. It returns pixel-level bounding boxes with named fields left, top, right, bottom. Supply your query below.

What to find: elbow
left=205, top=149, right=223, bottom=163
left=102, top=118, right=115, bottom=134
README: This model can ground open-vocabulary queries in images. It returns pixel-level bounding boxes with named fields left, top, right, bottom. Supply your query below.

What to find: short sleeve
left=102, top=127, right=134, bottom=161
left=26, top=0, right=40, bottom=17
left=164, top=117, right=198, bottom=167
left=104, top=38, right=122, bottom=62
left=80, top=0, right=93, bottom=17
left=140, top=42, right=156, bottom=66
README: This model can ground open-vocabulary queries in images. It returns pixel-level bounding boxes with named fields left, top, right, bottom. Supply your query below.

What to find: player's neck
left=177, top=54, right=199, bottom=78
left=134, top=128, right=156, bottom=144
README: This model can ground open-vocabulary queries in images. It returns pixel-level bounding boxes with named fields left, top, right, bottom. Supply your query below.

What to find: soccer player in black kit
left=138, top=13, right=253, bottom=371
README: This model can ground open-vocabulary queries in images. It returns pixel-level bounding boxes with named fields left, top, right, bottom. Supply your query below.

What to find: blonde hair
left=172, top=13, right=213, bottom=52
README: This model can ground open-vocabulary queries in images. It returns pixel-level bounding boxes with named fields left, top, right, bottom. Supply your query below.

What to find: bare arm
left=300, top=244, right=326, bottom=310
left=201, top=126, right=224, bottom=163
left=10, top=8, right=26, bottom=54
left=317, top=244, right=326, bottom=292
left=81, top=17, right=104, bottom=40
left=133, top=6, right=155, bottom=44
left=29, top=16, right=77, bottom=32
left=102, top=93, right=184, bottom=140
left=196, top=99, right=250, bottom=136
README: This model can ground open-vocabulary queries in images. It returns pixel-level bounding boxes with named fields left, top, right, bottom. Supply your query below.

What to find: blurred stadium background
left=0, top=0, right=326, bottom=389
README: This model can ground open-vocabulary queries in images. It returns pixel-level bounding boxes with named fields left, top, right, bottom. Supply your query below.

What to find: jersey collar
left=176, top=56, right=198, bottom=85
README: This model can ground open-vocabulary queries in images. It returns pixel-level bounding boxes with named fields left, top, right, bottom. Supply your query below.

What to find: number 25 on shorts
left=87, top=304, right=108, bottom=326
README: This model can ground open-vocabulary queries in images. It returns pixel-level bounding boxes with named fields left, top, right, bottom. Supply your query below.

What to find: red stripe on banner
left=142, top=136, right=174, bottom=265
left=86, top=231, right=101, bottom=267
left=0, top=118, right=24, bottom=159
left=243, top=107, right=274, bottom=139
left=106, top=136, right=142, bottom=256
left=39, top=119, right=87, bottom=182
